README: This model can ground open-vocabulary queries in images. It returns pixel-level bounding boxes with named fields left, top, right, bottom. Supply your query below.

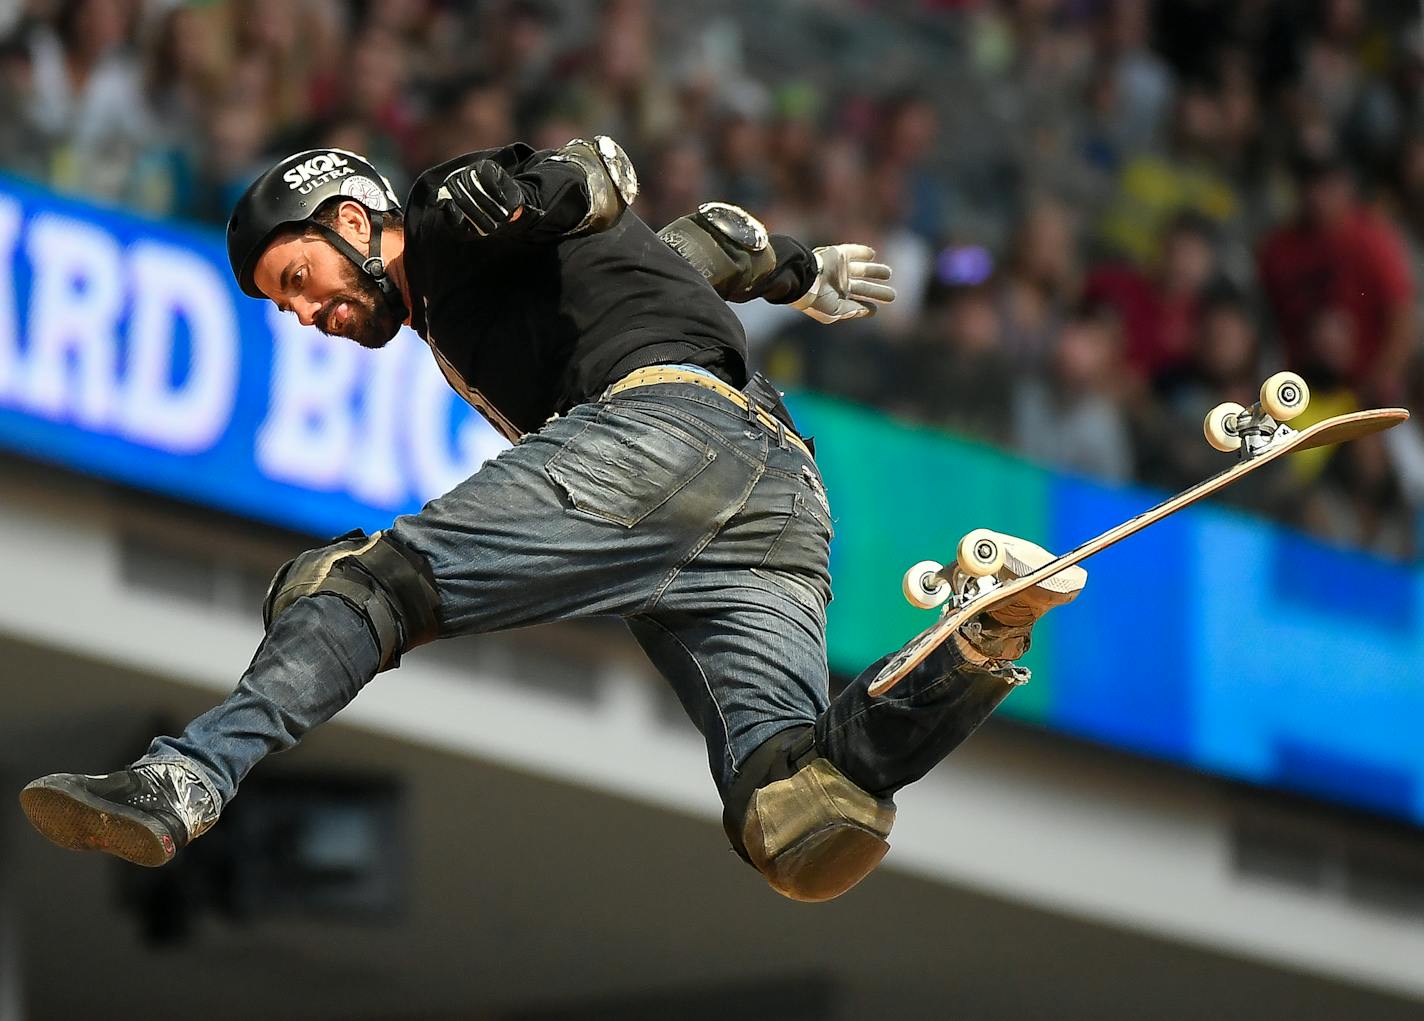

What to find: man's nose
left=291, top=297, right=321, bottom=328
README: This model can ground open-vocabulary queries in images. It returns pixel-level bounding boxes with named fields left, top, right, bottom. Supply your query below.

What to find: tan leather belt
left=607, top=365, right=813, bottom=460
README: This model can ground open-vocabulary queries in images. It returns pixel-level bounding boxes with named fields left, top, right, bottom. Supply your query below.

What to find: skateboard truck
left=902, top=528, right=1006, bottom=614
left=1204, top=371, right=1310, bottom=460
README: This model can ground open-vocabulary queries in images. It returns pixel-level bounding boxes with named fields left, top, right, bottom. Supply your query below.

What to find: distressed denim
left=140, top=370, right=1019, bottom=810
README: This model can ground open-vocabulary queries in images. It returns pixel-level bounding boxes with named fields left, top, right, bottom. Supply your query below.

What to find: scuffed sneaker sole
left=19, top=779, right=176, bottom=867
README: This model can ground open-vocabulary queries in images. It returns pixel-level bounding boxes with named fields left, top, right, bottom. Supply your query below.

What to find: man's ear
left=334, top=200, right=372, bottom=247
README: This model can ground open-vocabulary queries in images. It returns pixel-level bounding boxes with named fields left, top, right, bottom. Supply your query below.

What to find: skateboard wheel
left=903, top=560, right=950, bottom=610
left=956, top=529, right=1004, bottom=578
left=1204, top=401, right=1245, bottom=452
left=1260, top=371, right=1309, bottom=422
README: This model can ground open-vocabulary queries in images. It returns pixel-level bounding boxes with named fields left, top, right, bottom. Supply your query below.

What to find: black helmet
left=226, top=148, right=407, bottom=320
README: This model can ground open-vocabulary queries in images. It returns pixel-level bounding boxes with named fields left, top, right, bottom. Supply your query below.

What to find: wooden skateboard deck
left=867, top=407, right=1410, bottom=697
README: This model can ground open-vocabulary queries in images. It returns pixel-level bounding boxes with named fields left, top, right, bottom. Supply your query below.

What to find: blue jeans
left=140, top=370, right=1019, bottom=811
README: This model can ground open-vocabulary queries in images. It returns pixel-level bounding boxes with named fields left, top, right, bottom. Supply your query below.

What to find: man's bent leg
left=627, top=577, right=896, bottom=905
left=706, top=529, right=1083, bottom=900
left=627, top=442, right=896, bottom=903
left=702, top=609, right=1036, bottom=901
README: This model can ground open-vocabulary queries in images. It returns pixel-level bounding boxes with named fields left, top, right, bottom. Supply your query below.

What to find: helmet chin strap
left=310, top=217, right=409, bottom=324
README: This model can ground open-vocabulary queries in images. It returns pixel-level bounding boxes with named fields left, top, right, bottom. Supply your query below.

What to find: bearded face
left=251, top=204, right=404, bottom=349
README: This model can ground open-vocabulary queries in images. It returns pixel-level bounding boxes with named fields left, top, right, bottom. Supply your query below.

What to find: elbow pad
left=545, top=135, right=639, bottom=235
left=659, top=202, right=777, bottom=302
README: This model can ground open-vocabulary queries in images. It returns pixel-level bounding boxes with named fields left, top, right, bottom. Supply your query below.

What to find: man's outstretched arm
left=436, top=133, right=895, bottom=321
left=658, top=202, right=896, bottom=323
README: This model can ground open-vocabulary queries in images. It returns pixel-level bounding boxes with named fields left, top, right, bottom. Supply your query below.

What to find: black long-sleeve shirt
left=402, top=143, right=816, bottom=440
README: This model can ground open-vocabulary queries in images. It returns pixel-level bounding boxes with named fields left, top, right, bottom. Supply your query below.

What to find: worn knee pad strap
left=263, top=529, right=440, bottom=671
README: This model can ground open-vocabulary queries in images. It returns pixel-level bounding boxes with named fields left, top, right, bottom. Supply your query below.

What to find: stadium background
left=1, top=0, right=1423, bottom=1017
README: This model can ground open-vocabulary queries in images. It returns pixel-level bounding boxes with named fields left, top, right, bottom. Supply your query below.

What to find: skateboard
left=868, top=372, right=1409, bottom=697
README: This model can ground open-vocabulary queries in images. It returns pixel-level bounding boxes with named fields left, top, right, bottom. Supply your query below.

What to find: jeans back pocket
left=545, top=406, right=717, bottom=528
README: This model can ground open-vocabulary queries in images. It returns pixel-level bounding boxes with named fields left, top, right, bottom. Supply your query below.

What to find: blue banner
left=0, top=175, right=507, bottom=537
left=1043, top=475, right=1424, bottom=825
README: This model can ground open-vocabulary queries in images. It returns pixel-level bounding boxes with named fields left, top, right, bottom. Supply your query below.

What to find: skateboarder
left=20, top=139, right=1085, bottom=902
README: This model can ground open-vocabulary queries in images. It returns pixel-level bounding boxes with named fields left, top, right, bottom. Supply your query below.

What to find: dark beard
left=320, top=258, right=402, bottom=349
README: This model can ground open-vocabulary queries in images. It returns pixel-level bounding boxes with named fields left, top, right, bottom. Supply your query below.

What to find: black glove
left=441, top=159, right=540, bottom=237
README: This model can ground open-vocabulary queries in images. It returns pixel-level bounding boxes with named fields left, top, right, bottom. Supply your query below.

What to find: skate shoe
left=19, top=761, right=219, bottom=867
left=951, top=530, right=1086, bottom=665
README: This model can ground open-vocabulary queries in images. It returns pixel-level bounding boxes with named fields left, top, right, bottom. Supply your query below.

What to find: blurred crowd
left=3, top=0, right=1424, bottom=560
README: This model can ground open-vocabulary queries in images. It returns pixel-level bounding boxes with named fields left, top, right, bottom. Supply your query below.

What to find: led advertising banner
left=0, top=175, right=507, bottom=538
left=2, top=177, right=1421, bottom=829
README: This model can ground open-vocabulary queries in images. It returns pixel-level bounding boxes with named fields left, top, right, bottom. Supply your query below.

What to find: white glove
left=791, top=244, right=895, bottom=324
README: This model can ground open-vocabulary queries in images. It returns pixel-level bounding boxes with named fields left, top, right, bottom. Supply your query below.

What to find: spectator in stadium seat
left=863, top=164, right=934, bottom=333
left=641, top=136, right=711, bottom=233
left=805, top=135, right=876, bottom=243
left=1213, top=46, right=1268, bottom=192
left=994, top=197, right=1080, bottom=372
left=1011, top=302, right=1133, bottom=483
left=1257, top=148, right=1416, bottom=402
left=1097, top=78, right=1239, bottom=266
left=1295, top=0, right=1391, bottom=162
left=710, top=111, right=773, bottom=214
left=766, top=94, right=820, bottom=211
left=483, top=0, right=558, bottom=91
left=138, top=4, right=231, bottom=217
left=1092, top=0, right=1173, bottom=152
left=25, top=0, right=153, bottom=203
left=1085, top=210, right=1222, bottom=389
left=1387, top=132, right=1424, bottom=325
left=422, top=74, right=515, bottom=168
left=333, top=29, right=420, bottom=170
left=191, top=95, right=271, bottom=224
left=1140, top=285, right=1273, bottom=498
left=226, top=0, right=315, bottom=136
left=552, top=0, right=678, bottom=163
left=0, top=32, right=49, bottom=183
left=1170, top=285, right=1263, bottom=420
left=904, top=284, right=1016, bottom=445
left=869, top=92, right=945, bottom=244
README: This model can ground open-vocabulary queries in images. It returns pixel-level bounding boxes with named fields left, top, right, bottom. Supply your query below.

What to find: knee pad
left=724, top=727, right=896, bottom=903
left=263, top=529, right=440, bottom=672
